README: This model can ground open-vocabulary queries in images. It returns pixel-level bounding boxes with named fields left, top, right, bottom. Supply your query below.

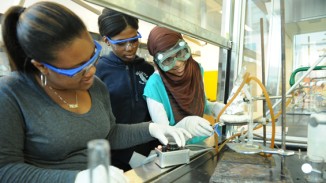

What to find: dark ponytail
left=1, top=2, right=87, bottom=73
left=98, top=8, right=139, bottom=38
left=2, top=6, right=28, bottom=72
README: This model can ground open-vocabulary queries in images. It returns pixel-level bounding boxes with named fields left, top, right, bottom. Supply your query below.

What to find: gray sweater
left=0, top=72, right=153, bottom=183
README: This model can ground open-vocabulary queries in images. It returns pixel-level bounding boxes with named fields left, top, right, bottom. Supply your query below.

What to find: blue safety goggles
left=42, top=40, right=102, bottom=78
left=154, top=39, right=191, bottom=72
left=106, top=32, right=142, bottom=46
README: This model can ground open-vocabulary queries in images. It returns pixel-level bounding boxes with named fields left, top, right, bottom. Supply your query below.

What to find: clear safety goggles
left=42, top=40, right=102, bottom=78
left=154, top=39, right=191, bottom=72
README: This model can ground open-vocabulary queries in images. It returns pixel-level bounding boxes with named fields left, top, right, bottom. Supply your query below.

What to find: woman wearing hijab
left=144, top=26, right=225, bottom=144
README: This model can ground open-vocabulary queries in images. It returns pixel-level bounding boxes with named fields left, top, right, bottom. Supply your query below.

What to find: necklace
left=48, top=86, right=79, bottom=109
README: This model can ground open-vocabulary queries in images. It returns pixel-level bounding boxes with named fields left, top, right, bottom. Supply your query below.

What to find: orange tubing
left=248, top=76, right=276, bottom=149
left=215, top=72, right=250, bottom=152
left=215, top=72, right=288, bottom=154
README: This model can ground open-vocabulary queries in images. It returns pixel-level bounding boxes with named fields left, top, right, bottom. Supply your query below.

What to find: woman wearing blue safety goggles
left=106, top=32, right=141, bottom=49
left=41, top=41, right=102, bottom=78
left=0, top=2, right=191, bottom=182
left=96, top=8, right=158, bottom=172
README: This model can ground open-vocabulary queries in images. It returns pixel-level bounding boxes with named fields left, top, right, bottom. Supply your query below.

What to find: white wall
left=195, top=43, right=220, bottom=71
left=0, top=0, right=21, bottom=13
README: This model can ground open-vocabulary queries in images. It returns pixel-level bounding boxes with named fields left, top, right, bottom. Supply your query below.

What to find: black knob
left=167, top=142, right=179, bottom=151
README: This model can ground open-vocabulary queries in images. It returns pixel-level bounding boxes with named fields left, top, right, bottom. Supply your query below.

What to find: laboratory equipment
left=155, top=143, right=190, bottom=168
left=227, top=143, right=295, bottom=156
left=301, top=155, right=324, bottom=182
left=215, top=70, right=278, bottom=156
left=266, top=54, right=326, bottom=117
left=307, top=113, right=326, bottom=160
left=153, top=142, right=215, bottom=168
left=87, top=139, right=110, bottom=183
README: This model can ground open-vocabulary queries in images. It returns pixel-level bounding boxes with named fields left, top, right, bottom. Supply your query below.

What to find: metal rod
left=254, top=95, right=292, bottom=100
left=260, top=18, right=267, bottom=147
left=280, top=0, right=286, bottom=176
left=280, top=0, right=286, bottom=151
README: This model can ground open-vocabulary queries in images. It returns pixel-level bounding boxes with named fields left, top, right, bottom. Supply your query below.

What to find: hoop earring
left=40, top=74, right=47, bottom=87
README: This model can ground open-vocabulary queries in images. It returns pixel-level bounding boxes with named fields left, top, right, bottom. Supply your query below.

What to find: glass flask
left=88, top=139, right=111, bottom=183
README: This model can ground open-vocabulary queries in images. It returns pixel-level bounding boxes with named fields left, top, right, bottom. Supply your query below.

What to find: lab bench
left=124, top=139, right=320, bottom=183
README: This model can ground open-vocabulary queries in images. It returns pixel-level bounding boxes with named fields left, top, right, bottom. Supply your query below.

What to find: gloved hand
left=149, top=123, right=192, bottom=147
left=175, top=116, right=213, bottom=137
left=75, top=165, right=129, bottom=183
left=207, top=101, right=226, bottom=118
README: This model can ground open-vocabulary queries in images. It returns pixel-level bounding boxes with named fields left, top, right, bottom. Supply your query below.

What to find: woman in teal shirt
left=144, top=26, right=225, bottom=144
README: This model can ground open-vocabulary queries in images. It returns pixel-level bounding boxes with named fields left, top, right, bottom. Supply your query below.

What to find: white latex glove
left=149, top=123, right=192, bottom=147
left=75, top=165, right=129, bottom=183
left=175, top=116, right=213, bottom=137
left=207, top=101, right=226, bottom=117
